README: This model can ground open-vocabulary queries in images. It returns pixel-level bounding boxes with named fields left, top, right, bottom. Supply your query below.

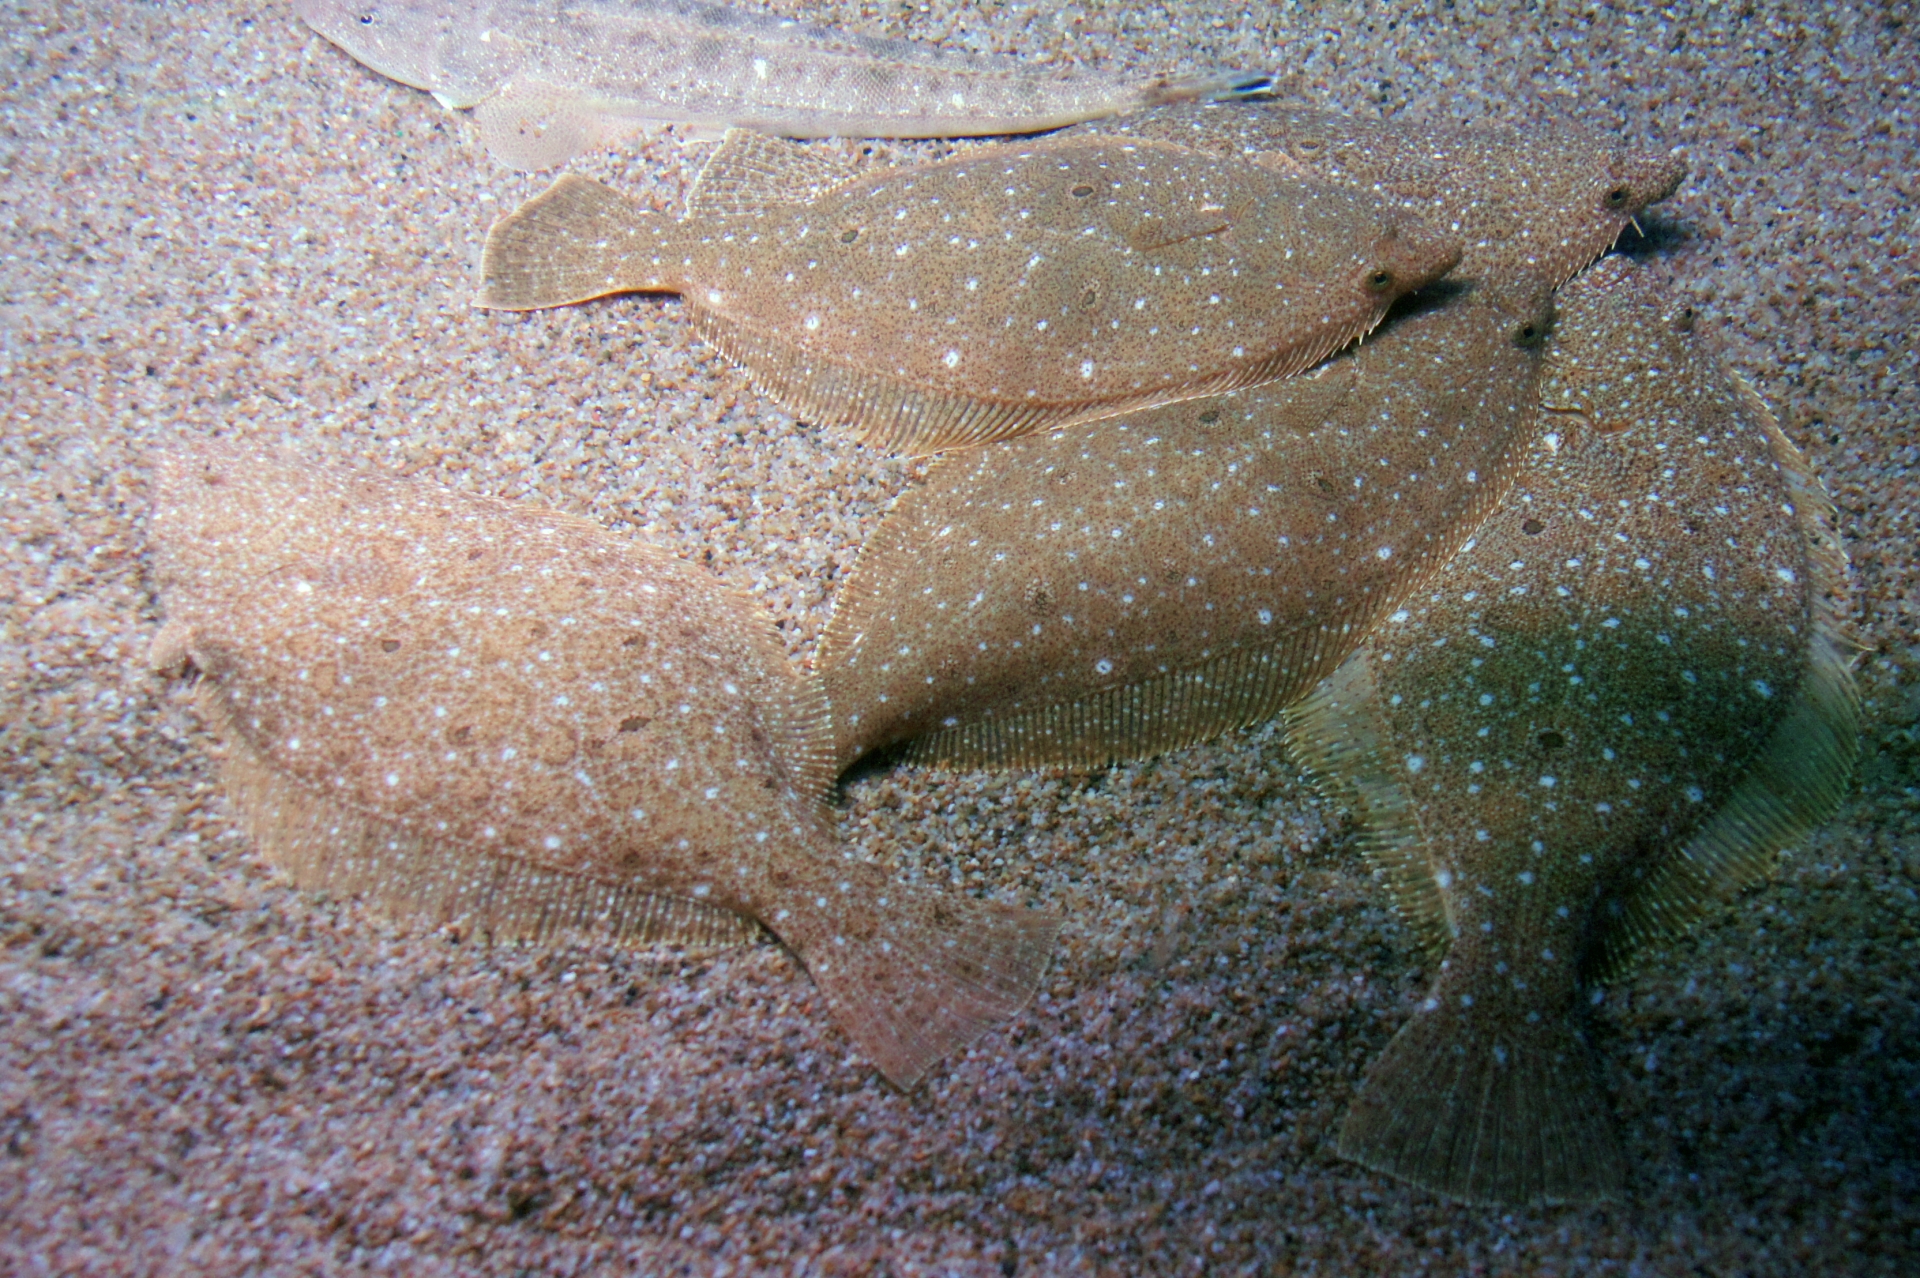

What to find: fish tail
left=772, top=857, right=1058, bottom=1089
left=1140, top=70, right=1278, bottom=107
left=477, top=174, right=681, bottom=310
left=1337, top=993, right=1626, bottom=1206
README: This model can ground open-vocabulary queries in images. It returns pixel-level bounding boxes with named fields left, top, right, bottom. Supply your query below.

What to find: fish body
left=148, top=441, right=1056, bottom=1088
left=480, top=131, right=1462, bottom=453
left=297, top=0, right=1273, bottom=170
left=1064, top=103, right=1686, bottom=306
left=816, top=291, right=1548, bottom=772
left=1284, top=258, right=1858, bottom=1204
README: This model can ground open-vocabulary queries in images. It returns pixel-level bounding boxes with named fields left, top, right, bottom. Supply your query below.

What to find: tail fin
left=775, top=859, right=1058, bottom=1089
left=477, top=174, right=678, bottom=310
left=1143, top=71, right=1278, bottom=107
left=1338, top=995, right=1626, bottom=1206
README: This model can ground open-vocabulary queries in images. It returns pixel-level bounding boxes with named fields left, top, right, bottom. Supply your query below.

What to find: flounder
left=478, top=129, right=1462, bottom=453
left=815, top=291, right=1550, bottom=772
left=1284, top=258, right=1858, bottom=1204
left=1065, top=103, right=1686, bottom=305
left=147, top=440, right=1057, bottom=1089
left=298, top=0, right=1273, bottom=171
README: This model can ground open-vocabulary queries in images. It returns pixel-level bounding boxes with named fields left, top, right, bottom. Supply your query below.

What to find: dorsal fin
left=685, top=129, right=864, bottom=218
left=1283, top=651, right=1451, bottom=959
left=1588, top=390, right=1860, bottom=982
left=206, top=692, right=766, bottom=954
left=897, top=629, right=1330, bottom=773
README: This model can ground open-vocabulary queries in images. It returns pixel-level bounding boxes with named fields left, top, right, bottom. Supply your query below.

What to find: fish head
left=295, top=1, right=454, bottom=95
left=1359, top=210, right=1464, bottom=304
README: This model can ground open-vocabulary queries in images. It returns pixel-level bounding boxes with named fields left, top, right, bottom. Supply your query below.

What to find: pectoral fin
left=473, top=77, right=603, bottom=171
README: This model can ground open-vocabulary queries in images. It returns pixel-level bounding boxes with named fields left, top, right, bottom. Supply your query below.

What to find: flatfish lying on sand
left=148, top=440, right=1057, bottom=1089
left=478, top=130, right=1459, bottom=453
left=1066, top=103, right=1687, bottom=305
left=1284, top=258, right=1858, bottom=1205
left=811, top=107, right=1687, bottom=771
left=297, top=0, right=1272, bottom=170
left=814, top=292, right=1547, bottom=773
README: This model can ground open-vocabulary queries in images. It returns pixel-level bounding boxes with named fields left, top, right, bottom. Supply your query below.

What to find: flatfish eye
left=1080, top=287, right=1099, bottom=309
left=1521, top=517, right=1546, bottom=536
left=839, top=227, right=862, bottom=244
left=1366, top=268, right=1396, bottom=293
left=1604, top=184, right=1633, bottom=209
left=1070, top=183, right=1095, bottom=198
left=1536, top=730, right=1567, bottom=751
left=1292, top=137, right=1324, bottom=155
left=1513, top=318, right=1547, bottom=346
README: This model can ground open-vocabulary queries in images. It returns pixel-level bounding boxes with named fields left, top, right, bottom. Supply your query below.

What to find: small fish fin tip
left=479, top=174, right=665, bottom=310
left=216, top=723, right=765, bottom=952
left=788, top=869, right=1058, bottom=1089
left=1285, top=654, right=1450, bottom=958
left=1145, top=70, right=1279, bottom=107
left=1338, top=998, right=1626, bottom=1206
left=685, top=130, right=863, bottom=218
left=473, top=78, right=603, bottom=172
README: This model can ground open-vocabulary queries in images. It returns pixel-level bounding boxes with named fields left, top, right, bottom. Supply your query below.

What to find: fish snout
left=1604, top=150, right=1688, bottom=218
left=1363, top=215, right=1463, bottom=300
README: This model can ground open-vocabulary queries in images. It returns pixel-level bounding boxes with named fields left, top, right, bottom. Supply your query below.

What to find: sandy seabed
left=1, top=1, right=1916, bottom=1273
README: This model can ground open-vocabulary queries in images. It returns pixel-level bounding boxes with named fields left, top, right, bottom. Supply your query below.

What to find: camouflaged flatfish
left=147, top=440, right=1056, bottom=1088
left=478, top=129, right=1460, bottom=454
left=1284, top=258, right=1858, bottom=1205
left=1065, top=102, right=1686, bottom=305
left=815, top=289, right=1550, bottom=773
left=298, top=0, right=1272, bottom=170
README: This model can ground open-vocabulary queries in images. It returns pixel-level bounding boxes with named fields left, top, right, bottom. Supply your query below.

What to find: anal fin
left=216, top=709, right=763, bottom=954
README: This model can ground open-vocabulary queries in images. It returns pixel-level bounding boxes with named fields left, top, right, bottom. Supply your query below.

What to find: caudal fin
left=1338, top=995, right=1626, bottom=1206
left=778, top=860, right=1058, bottom=1089
left=477, top=174, right=676, bottom=310
left=1142, top=71, right=1278, bottom=107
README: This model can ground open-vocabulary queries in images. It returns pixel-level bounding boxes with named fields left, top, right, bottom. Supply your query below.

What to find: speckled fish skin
left=815, top=289, right=1551, bottom=772
left=1284, top=258, right=1858, bottom=1206
left=1064, top=102, right=1686, bottom=306
left=296, top=0, right=1273, bottom=171
left=478, top=131, right=1462, bottom=454
left=147, top=440, right=1057, bottom=1089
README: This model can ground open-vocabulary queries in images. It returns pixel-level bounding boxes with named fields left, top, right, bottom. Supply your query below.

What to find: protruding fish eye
left=839, top=227, right=861, bottom=244
left=1521, top=517, right=1546, bottom=536
left=1293, top=137, right=1324, bottom=155
left=1366, top=268, right=1395, bottom=293
left=1604, top=184, right=1633, bottom=209
left=358, top=12, right=375, bottom=24
left=1672, top=304, right=1696, bottom=334
left=1069, top=183, right=1096, bottom=199
left=1514, top=319, right=1545, bottom=346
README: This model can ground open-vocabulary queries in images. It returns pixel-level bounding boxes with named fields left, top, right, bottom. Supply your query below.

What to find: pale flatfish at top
left=479, top=130, right=1462, bottom=453
left=1064, top=102, right=1686, bottom=306
left=297, top=0, right=1274, bottom=170
left=147, top=440, right=1057, bottom=1089
left=1283, top=257, right=1859, bottom=1205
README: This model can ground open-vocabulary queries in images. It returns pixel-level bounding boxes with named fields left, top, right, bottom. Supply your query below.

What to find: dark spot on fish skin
left=618, top=715, right=650, bottom=733
left=1538, top=730, right=1566, bottom=751
left=379, top=639, right=401, bottom=652
left=1522, top=517, right=1546, bottom=536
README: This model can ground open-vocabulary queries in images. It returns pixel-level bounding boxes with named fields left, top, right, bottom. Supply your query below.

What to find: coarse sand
left=1, top=1, right=1915, bottom=1273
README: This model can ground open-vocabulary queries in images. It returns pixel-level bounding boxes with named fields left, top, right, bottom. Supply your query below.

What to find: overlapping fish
left=148, top=441, right=1057, bottom=1089
left=298, top=0, right=1272, bottom=170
